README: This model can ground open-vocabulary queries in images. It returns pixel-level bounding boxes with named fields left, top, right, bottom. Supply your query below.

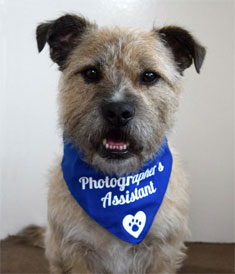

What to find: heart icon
left=122, top=211, right=146, bottom=238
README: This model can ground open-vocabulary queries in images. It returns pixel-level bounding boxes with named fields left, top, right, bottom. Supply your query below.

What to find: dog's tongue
left=106, top=139, right=126, bottom=146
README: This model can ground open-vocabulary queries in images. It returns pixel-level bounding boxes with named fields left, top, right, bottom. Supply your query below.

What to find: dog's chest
left=86, top=234, right=156, bottom=274
left=71, top=215, right=158, bottom=274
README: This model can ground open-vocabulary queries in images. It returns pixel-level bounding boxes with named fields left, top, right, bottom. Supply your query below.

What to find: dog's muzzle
left=97, top=102, right=136, bottom=159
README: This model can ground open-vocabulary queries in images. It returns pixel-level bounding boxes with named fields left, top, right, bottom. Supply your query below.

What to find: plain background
left=0, top=0, right=234, bottom=242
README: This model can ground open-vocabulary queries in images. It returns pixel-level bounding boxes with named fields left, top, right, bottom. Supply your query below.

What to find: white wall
left=0, top=0, right=234, bottom=242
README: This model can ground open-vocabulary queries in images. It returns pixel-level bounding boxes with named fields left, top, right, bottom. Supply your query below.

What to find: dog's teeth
left=104, top=142, right=128, bottom=151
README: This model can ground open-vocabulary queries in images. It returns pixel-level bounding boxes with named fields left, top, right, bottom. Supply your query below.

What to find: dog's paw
left=122, top=211, right=146, bottom=238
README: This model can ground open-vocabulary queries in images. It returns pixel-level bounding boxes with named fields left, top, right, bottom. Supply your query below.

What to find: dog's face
left=37, top=15, right=205, bottom=175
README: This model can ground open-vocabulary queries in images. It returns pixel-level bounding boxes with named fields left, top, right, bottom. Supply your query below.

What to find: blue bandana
left=61, top=138, right=172, bottom=244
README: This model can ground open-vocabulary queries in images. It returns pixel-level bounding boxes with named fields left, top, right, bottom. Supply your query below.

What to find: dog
left=26, top=14, right=205, bottom=274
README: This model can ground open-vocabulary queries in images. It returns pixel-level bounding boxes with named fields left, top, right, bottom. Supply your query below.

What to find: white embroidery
left=78, top=165, right=157, bottom=191
left=100, top=181, right=157, bottom=208
left=122, top=211, right=146, bottom=238
left=158, top=162, right=164, bottom=172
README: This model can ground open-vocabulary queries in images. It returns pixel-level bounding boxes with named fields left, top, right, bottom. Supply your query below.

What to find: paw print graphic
left=129, top=218, right=142, bottom=232
left=122, top=211, right=146, bottom=238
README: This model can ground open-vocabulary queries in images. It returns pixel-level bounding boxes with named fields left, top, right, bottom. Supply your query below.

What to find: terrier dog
left=34, top=14, right=205, bottom=274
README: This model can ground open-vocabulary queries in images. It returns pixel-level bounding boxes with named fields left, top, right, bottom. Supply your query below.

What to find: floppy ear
left=157, top=26, right=206, bottom=74
left=36, top=14, right=95, bottom=69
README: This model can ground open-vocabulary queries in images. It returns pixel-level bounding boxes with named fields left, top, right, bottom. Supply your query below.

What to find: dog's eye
left=141, top=71, right=160, bottom=85
left=82, top=67, right=101, bottom=83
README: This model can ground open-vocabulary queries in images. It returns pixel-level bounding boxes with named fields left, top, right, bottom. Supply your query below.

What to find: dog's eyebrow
left=139, top=68, right=174, bottom=88
left=154, top=71, right=174, bottom=88
left=73, top=62, right=102, bottom=75
left=139, top=59, right=174, bottom=88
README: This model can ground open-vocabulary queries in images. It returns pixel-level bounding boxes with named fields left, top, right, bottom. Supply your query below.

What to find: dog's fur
left=32, top=14, right=205, bottom=273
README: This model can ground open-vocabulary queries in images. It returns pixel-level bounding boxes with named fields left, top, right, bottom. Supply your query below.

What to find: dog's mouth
left=97, top=129, right=135, bottom=160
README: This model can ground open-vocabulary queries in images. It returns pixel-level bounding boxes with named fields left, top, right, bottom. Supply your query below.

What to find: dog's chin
left=90, top=139, right=163, bottom=176
left=90, top=141, right=143, bottom=176
left=80, top=128, right=162, bottom=175
left=91, top=152, right=142, bottom=176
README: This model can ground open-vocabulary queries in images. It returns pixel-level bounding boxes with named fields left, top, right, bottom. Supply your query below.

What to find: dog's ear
left=36, top=14, right=95, bottom=69
left=156, top=26, right=206, bottom=74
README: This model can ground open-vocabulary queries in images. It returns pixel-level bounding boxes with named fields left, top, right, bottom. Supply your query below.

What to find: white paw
left=122, top=211, right=146, bottom=238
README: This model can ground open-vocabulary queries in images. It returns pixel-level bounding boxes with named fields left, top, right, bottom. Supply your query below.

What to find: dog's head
left=36, top=14, right=205, bottom=175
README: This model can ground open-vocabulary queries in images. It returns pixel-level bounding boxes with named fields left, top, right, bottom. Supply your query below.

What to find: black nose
left=102, top=102, right=135, bottom=127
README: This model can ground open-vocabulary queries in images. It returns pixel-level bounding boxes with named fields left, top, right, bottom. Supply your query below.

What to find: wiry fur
left=17, top=225, right=45, bottom=248
left=58, top=27, right=181, bottom=175
left=45, top=150, right=189, bottom=274
left=33, top=14, right=205, bottom=273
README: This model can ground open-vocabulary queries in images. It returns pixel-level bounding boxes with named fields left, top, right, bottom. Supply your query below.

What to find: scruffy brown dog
left=34, top=14, right=205, bottom=274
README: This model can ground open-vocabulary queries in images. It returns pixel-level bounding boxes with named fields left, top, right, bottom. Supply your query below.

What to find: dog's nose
left=102, top=102, right=135, bottom=127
